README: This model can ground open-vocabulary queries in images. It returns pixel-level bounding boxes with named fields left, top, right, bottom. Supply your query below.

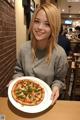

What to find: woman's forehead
left=35, top=9, right=48, bottom=21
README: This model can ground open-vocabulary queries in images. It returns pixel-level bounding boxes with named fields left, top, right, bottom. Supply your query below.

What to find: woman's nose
left=38, top=22, right=44, bottom=29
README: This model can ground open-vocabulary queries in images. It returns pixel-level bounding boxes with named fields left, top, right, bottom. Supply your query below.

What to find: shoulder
left=18, top=41, right=32, bottom=58
left=52, top=44, right=68, bottom=66
left=53, top=44, right=67, bottom=58
left=20, top=41, right=31, bottom=52
left=21, top=40, right=31, bottom=49
left=55, top=44, right=66, bottom=53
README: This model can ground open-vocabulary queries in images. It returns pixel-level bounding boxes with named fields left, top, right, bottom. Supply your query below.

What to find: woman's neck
left=36, top=40, right=49, bottom=49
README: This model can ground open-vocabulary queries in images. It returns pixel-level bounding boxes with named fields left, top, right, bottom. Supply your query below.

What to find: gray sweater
left=13, top=41, right=68, bottom=90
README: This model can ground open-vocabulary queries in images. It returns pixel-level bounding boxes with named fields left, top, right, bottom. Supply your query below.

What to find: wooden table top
left=0, top=97, right=80, bottom=120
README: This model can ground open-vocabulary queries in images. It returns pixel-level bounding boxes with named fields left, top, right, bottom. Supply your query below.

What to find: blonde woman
left=13, top=2, right=68, bottom=104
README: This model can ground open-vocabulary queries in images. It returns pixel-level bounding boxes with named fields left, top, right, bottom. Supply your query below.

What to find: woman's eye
left=45, top=23, right=50, bottom=26
left=34, top=20, right=50, bottom=27
left=34, top=20, right=40, bottom=23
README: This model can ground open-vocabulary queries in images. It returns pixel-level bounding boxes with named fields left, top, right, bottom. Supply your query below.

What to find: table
left=0, top=97, right=80, bottom=120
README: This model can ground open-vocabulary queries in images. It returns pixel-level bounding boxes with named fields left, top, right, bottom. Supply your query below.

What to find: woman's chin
left=35, top=38, right=43, bottom=41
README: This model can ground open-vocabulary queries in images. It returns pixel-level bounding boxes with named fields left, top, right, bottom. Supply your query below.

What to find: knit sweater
left=13, top=41, right=68, bottom=90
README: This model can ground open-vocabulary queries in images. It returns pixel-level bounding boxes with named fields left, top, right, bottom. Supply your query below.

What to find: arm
left=51, top=49, right=68, bottom=104
left=13, top=49, right=25, bottom=79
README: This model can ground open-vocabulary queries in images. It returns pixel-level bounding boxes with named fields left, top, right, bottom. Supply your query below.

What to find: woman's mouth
left=36, top=31, right=44, bottom=36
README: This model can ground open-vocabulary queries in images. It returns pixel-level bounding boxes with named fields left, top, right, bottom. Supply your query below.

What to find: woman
left=13, top=2, right=68, bottom=104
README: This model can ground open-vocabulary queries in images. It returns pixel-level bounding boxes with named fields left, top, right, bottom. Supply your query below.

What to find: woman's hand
left=51, top=86, right=60, bottom=105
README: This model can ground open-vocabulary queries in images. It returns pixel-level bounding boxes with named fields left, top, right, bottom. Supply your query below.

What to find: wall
left=15, top=0, right=40, bottom=56
left=15, top=0, right=27, bottom=56
left=0, top=0, right=16, bottom=96
left=15, top=0, right=57, bottom=56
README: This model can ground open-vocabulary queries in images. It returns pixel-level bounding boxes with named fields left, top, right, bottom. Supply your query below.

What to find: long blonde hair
left=29, top=2, right=61, bottom=63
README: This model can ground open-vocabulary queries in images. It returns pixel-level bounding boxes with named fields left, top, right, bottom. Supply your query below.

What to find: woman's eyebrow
left=34, top=17, right=39, bottom=20
left=35, top=18, right=49, bottom=23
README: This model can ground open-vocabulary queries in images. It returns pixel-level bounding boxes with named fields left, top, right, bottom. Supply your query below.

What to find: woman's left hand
left=51, top=86, right=60, bottom=105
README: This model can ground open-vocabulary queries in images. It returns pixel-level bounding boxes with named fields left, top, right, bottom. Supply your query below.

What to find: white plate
left=8, top=76, right=52, bottom=113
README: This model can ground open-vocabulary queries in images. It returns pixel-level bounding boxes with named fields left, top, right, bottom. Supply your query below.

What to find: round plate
left=8, top=76, right=52, bottom=113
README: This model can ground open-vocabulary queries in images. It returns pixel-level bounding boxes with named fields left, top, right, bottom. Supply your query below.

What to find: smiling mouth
left=36, top=31, right=44, bottom=36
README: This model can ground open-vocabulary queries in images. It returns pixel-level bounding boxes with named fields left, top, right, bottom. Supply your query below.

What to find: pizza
left=11, top=79, right=45, bottom=106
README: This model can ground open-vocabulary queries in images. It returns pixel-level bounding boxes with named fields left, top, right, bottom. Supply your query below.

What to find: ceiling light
left=62, top=9, right=65, bottom=12
left=69, top=15, right=72, bottom=18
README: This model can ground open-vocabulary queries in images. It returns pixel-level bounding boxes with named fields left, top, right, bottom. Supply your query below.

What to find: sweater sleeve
left=52, top=48, right=68, bottom=91
left=12, top=49, right=25, bottom=79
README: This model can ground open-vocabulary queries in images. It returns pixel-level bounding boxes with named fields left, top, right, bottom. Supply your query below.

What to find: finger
left=51, top=93, right=56, bottom=105
left=51, top=95, right=57, bottom=105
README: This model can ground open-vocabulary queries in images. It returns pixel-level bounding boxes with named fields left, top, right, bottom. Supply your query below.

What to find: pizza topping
left=12, top=80, right=45, bottom=106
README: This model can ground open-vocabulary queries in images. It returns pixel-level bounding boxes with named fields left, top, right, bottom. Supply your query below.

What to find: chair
left=65, top=53, right=80, bottom=100
left=71, top=67, right=80, bottom=100
left=71, top=53, right=80, bottom=100
left=64, top=56, right=72, bottom=100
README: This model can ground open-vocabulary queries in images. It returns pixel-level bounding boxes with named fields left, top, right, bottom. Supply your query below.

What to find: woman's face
left=32, top=9, right=51, bottom=42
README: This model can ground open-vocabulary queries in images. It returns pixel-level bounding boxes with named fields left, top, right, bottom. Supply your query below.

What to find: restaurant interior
left=0, top=0, right=80, bottom=120
left=0, top=0, right=80, bottom=100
